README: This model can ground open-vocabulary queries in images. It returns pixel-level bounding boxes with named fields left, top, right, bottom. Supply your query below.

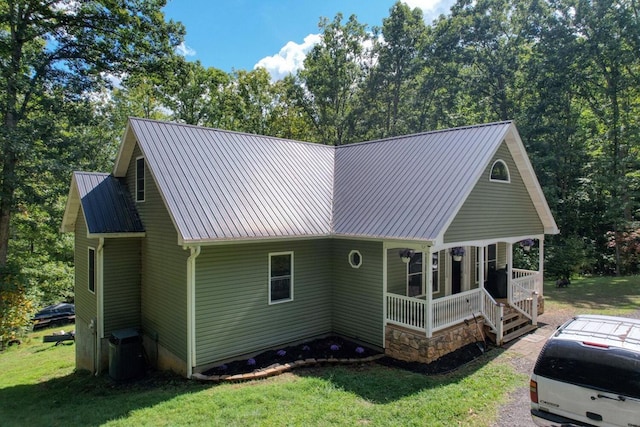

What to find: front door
left=452, top=257, right=462, bottom=294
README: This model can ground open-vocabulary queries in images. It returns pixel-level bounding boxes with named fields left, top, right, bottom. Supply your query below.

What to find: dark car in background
left=32, top=303, right=75, bottom=330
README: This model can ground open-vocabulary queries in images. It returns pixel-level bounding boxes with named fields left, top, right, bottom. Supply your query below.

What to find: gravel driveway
left=491, top=308, right=640, bottom=427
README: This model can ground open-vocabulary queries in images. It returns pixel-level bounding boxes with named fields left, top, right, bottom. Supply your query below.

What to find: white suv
left=530, top=314, right=640, bottom=427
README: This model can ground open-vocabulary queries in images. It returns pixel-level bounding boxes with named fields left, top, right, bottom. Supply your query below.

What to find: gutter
left=186, top=245, right=201, bottom=378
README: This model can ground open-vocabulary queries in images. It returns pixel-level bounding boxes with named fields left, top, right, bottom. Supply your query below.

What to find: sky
left=162, top=0, right=456, bottom=80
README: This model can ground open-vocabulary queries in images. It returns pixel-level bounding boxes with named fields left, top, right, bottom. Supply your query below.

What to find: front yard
left=1, top=275, right=639, bottom=426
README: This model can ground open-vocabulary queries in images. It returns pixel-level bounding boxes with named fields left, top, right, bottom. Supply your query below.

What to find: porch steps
left=484, top=310, right=537, bottom=345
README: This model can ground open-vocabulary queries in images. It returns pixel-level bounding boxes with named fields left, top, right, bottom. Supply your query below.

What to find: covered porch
left=383, top=237, right=544, bottom=363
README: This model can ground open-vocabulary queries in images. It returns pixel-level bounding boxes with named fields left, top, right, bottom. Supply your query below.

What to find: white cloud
left=254, top=33, right=322, bottom=81
left=402, top=0, right=441, bottom=12
left=175, top=41, right=197, bottom=57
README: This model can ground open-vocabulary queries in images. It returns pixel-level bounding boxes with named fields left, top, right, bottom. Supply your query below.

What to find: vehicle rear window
left=534, top=340, right=640, bottom=399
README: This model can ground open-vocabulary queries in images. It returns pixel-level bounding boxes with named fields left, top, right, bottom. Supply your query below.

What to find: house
left=61, top=118, right=558, bottom=378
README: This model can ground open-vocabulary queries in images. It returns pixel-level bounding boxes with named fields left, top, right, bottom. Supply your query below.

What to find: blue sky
left=162, top=0, right=456, bottom=79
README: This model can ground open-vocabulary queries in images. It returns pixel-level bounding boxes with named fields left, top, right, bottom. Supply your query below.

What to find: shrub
left=0, top=263, right=36, bottom=348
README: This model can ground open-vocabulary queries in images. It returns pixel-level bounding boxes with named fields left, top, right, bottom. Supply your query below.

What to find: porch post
left=382, top=243, right=388, bottom=347
left=506, top=242, right=513, bottom=303
left=479, top=246, right=485, bottom=291
left=538, top=238, right=544, bottom=297
left=425, top=247, right=433, bottom=338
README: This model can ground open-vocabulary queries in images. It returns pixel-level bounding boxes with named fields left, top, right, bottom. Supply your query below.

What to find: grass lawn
left=543, top=275, right=640, bottom=317
left=2, top=275, right=638, bottom=426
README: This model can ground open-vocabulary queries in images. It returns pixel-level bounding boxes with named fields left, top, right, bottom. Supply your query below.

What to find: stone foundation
left=385, top=320, right=484, bottom=364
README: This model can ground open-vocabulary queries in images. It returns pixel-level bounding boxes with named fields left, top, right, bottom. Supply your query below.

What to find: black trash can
left=108, top=328, right=144, bottom=381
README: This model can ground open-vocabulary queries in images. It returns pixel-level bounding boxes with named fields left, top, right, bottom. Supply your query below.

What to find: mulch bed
left=377, top=342, right=488, bottom=375
left=200, top=336, right=489, bottom=380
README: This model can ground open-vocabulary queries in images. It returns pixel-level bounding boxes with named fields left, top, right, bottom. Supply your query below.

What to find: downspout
left=95, top=237, right=105, bottom=376
left=186, top=245, right=201, bottom=378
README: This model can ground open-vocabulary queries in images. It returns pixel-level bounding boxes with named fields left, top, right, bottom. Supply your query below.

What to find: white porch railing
left=386, top=293, right=426, bottom=332
left=432, top=289, right=481, bottom=331
left=481, top=288, right=504, bottom=343
left=385, top=270, right=541, bottom=337
left=512, top=269, right=543, bottom=295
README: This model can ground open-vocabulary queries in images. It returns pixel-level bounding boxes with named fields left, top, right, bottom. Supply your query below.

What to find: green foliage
left=544, top=236, right=593, bottom=279
left=0, top=262, right=36, bottom=345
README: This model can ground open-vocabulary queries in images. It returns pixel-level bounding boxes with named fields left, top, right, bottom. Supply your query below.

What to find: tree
left=361, top=2, right=427, bottom=138
left=0, top=0, right=184, bottom=268
left=298, top=13, right=371, bottom=145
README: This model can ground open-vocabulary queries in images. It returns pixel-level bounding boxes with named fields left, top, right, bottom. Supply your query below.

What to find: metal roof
left=72, top=172, right=144, bottom=235
left=127, top=119, right=335, bottom=243
left=333, top=122, right=512, bottom=241
left=107, top=118, right=556, bottom=244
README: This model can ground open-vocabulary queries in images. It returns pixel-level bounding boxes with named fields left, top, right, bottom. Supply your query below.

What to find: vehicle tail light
left=530, top=379, right=538, bottom=403
left=582, top=341, right=609, bottom=348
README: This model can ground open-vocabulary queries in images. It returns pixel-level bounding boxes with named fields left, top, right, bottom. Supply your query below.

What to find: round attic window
left=348, top=250, right=363, bottom=269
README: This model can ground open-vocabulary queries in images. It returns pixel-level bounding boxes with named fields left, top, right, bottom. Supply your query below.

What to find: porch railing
left=509, top=278, right=539, bottom=325
left=385, top=273, right=539, bottom=337
left=386, top=293, right=425, bottom=332
left=512, top=269, right=542, bottom=295
left=481, top=288, right=504, bottom=343
left=432, top=289, right=481, bottom=332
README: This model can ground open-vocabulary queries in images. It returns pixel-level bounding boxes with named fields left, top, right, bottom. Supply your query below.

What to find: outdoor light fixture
left=399, top=249, right=414, bottom=263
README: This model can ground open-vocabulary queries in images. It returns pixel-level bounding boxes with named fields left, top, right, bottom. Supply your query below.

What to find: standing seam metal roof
left=129, top=119, right=335, bottom=242
left=73, top=172, right=145, bottom=234
left=120, top=118, right=541, bottom=244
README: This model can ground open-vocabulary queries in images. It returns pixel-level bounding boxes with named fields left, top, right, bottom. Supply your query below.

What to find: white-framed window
left=407, top=252, right=423, bottom=297
left=432, top=252, right=440, bottom=293
left=476, top=244, right=498, bottom=283
left=136, top=156, right=145, bottom=202
left=88, top=247, right=96, bottom=294
left=490, top=159, right=510, bottom=182
left=269, top=251, right=293, bottom=304
left=348, top=250, right=362, bottom=268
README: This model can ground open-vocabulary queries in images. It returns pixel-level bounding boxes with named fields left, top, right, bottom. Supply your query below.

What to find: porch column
left=506, top=242, right=513, bottom=303
left=479, top=245, right=485, bottom=290
left=425, top=248, right=433, bottom=338
left=538, top=238, right=544, bottom=297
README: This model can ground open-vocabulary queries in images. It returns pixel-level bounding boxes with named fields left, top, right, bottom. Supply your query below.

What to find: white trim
left=186, top=245, right=200, bottom=379
left=268, top=251, right=294, bottom=304
left=489, top=159, right=511, bottom=183
left=382, top=243, right=388, bottom=347
left=348, top=250, right=363, bottom=268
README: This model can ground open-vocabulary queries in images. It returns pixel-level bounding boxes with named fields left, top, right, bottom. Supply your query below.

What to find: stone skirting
left=385, top=320, right=485, bottom=364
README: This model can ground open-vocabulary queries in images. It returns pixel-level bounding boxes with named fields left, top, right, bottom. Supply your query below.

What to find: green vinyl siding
left=332, top=239, right=384, bottom=348
left=195, top=240, right=333, bottom=366
left=444, top=142, right=543, bottom=243
left=127, top=144, right=188, bottom=362
left=103, top=238, right=141, bottom=335
left=74, top=208, right=98, bottom=324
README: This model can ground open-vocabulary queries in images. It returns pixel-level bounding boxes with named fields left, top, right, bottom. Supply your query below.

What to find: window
left=136, top=157, right=145, bottom=202
left=476, top=244, right=498, bottom=282
left=407, top=252, right=423, bottom=297
left=432, top=252, right=440, bottom=293
left=88, top=247, right=96, bottom=294
left=490, top=160, right=510, bottom=182
left=348, top=250, right=362, bottom=268
left=269, top=252, right=293, bottom=304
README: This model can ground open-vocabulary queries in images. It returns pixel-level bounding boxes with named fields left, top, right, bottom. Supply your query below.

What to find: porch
left=385, top=269, right=542, bottom=363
